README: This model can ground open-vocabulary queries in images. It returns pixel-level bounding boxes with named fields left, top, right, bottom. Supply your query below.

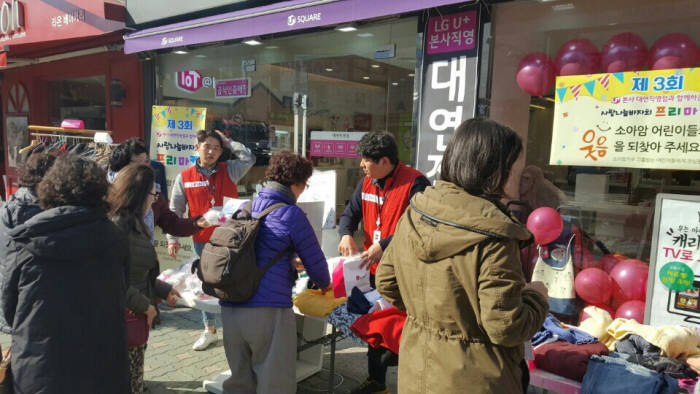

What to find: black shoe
left=349, top=379, right=388, bottom=394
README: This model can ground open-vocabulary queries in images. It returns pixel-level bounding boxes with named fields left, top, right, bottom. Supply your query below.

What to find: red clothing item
left=350, top=307, right=406, bottom=354
left=361, top=162, right=422, bottom=274
left=534, top=341, right=609, bottom=381
left=181, top=162, right=238, bottom=243
left=151, top=195, right=201, bottom=237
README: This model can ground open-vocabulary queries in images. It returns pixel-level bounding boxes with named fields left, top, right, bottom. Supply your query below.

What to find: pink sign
left=176, top=70, right=203, bottom=92
left=215, top=78, right=250, bottom=98
left=310, top=140, right=361, bottom=158
left=426, top=10, right=477, bottom=55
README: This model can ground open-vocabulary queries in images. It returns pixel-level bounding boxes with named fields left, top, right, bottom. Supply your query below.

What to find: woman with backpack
left=219, top=151, right=331, bottom=394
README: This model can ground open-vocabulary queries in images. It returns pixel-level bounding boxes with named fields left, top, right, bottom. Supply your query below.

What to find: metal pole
left=328, top=325, right=336, bottom=393
left=301, top=94, right=308, bottom=158
left=293, top=92, right=300, bottom=154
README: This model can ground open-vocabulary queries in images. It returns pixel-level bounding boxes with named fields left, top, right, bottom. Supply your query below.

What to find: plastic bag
left=327, top=254, right=371, bottom=298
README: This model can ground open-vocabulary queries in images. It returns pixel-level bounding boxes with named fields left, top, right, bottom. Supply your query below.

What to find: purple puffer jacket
left=220, top=187, right=331, bottom=308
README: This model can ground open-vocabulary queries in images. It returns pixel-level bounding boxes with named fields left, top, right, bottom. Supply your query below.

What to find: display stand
left=528, top=367, right=582, bottom=394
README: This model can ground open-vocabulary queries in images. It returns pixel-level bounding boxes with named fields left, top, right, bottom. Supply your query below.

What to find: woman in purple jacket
left=220, top=151, right=331, bottom=394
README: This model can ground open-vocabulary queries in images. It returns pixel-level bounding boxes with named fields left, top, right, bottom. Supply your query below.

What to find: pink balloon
left=575, top=268, right=613, bottom=305
left=601, top=33, right=649, bottom=73
left=610, top=259, right=649, bottom=303
left=598, top=254, right=626, bottom=273
left=555, top=38, right=601, bottom=76
left=579, top=303, right=615, bottom=323
left=516, top=52, right=556, bottom=96
left=615, top=300, right=645, bottom=323
left=649, top=33, right=700, bottom=70
left=526, top=207, right=563, bottom=245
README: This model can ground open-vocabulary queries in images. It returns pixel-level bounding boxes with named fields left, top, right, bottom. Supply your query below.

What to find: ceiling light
left=325, top=68, right=334, bottom=72
left=195, top=54, right=207, bottom=58
left=408, top=73, right=415, bottom=77
left=174, top=50, right=188, bottom=54
left=357, top=32, right=374, bottom=38
left=266, top=45, right=279, bottom=49
left=243, top=37, right=263, bottom=46
left=362, top=76, right=370, bottom=80
left=335, top=23, right=358, bottom=32
left=371, top=64, right=380, bottom=68
left=392, top=82, right=399, bottom=86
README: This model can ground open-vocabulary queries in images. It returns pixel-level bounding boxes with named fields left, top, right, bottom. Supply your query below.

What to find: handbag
left=0, top=345, right=12, bottom=394
left=125, top=309, right=150, bottom=348
left=531, top=234, right=577, bottom=316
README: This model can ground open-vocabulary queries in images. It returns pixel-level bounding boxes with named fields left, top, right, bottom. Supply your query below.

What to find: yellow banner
left=550, top=68, right=700, bottom=170
left=149, top=105, right=207, bottom=265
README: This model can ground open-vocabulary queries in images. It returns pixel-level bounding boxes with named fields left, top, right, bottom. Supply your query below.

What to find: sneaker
left=349, top=378, right=388, bottom=394
left=192, top=330, right=217, bottom=351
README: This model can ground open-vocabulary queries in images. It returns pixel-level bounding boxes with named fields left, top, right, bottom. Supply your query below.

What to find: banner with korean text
left=550, top=68, right=700, bottom=170
left=149, top=105, right=207, bottom=265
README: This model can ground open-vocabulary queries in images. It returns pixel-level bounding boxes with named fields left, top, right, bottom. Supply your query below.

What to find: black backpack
left=192, top=202, right=291, bottom=303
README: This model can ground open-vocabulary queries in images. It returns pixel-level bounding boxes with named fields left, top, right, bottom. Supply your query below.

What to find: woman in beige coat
left=376, top=118, right=549, bottom=394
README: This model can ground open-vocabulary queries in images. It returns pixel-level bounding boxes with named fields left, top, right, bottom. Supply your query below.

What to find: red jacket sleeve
left=152, top=196, right=202, bottom=237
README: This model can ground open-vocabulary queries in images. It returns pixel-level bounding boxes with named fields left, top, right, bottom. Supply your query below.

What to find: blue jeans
left=582, top=354, right=679, bottom=394
left=193, top=241, right=219, bottom=329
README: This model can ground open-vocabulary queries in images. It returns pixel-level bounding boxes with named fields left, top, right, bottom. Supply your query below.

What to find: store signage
left=309, top=131, right=366, bottom=158
left=215, top=78, right=250, bottom=98
left=415, top=7, right=480, bottom=184
left=550, top=68, right=700, bottom=170
left=0, top=0, right=23, bottom=38
left=646, top=194, right=700, bottom=326
left=425, top=9, right=476, bottom=55
left=50, top=8, right=85, bottom=29
left=286, top=11, right=322, bottom=26
left=176, top=70, right=203, bottom=92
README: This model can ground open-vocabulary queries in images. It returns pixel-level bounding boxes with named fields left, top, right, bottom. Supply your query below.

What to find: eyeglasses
left=149, top=192, right=159, bottom=201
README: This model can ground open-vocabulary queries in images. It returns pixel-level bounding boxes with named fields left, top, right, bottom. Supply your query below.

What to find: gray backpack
left=192, top=202, right=291, bottom=303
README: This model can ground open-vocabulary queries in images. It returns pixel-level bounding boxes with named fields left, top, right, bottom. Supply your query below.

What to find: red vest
left=181, top=162, right=238, bottom=243
left=361, top=162, right=423, bottom=273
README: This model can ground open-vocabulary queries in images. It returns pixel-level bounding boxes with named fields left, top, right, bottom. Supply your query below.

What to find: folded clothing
left=350, top=307, right=406, bottom=354
left=582, top=354, right=679, bottom=394
left=533, top=314, right=598, bottom=346
left=578, top=305, right=616, bottom=348
left=607, top=319, right=700, bottom=360
left=293, top=289, right=347, bottom=317
left=347, top=286, right=372, bottom=315
left=534, top=341, right=610, bottom=381
left=328, top=305, right=364, bottom=344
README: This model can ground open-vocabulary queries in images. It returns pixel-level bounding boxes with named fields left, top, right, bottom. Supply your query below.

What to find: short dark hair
left=265, top=151, right=313, bottom=187
left=107, top=164, right=155, bottom=230
left=37, top=154, right=109, bottom=210
left=197, top=129, right=224, bottom=146
left=109, top=138, right=148, bottom=173
left=18, top=153, right=56, bottom=189
left=356, top=132, right=398, bottom=165
left=440, top=118, right=522, bottom=198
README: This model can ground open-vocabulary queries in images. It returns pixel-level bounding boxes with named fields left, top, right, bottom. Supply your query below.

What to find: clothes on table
left=533, top=341, right=610, bottom=381
left=616, top=334, right=662, bottom=357
left=577, top=305, right=616, bottom=348
left=532, top=314, right=598, bottom=346
left=582, top=354, right=679, bottom=394
left=677, top=378, right=697, bottom=393
left=293, top=289, right=346, bottom=317
left=350, top=307, right=406, bottom=354
left=615, top=335, right=698, bottom=380
left=347, top=286, right=372, bottom=315
left=328, top=305, right=364, bottom=344
left=607, top=319, right=700, bottom=360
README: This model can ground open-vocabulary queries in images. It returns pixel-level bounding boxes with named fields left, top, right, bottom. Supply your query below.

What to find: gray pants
left=221, top=307, right=296, bottom=394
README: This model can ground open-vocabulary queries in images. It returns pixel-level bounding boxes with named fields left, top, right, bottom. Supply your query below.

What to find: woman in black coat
left=0, top=154, right=130, bottom=394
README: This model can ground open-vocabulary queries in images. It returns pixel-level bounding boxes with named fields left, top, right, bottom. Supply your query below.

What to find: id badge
left=373, top=229, right=382, bottom=243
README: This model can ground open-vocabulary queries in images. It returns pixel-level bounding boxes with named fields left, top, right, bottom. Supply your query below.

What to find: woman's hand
left=196, top=217, right=212, bottom=228
left=293, top=257, right=305, bottom=271
left=166, top=289, right=181, bottom=306
left=167, top=242, right=179, bottom=258
left=145, top=305, right=158, bottom=328
left=338, top=235, right=359, bottom=256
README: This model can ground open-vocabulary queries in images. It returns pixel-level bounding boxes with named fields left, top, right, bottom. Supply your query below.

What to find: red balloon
left=555, top=38, right=601, bottom=76
left=601, top=33, right=649, bottom=73
left=649, top=33, right=700, bottom=70
left=579, top=304, right=615, bottom=323
left=599, top=254, right=626, bottom=273
left=610, top=259, right=649, bottom=303
left=526, top=207, right=563, bottom=245
left=516, top=52, right=556, bottom=96
left=575, top=268, right=613, bottom=305
left=615, top=300, right=645, bottom=323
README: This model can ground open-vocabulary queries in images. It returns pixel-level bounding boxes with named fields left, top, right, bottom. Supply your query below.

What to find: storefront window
left=491, top=0, right=700, bottom=266
left=155, top=17, right=418, bottom=217
left=47, top=76, right=106, bottom=130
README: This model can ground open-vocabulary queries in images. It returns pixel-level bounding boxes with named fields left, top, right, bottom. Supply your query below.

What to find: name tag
left=184, top=180, right=209, bottom=189
left=373, top=229, right=382, bottom=243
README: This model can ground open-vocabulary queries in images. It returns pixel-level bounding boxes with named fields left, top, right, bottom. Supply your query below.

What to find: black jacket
left=0, top=205, right=130, bottom=394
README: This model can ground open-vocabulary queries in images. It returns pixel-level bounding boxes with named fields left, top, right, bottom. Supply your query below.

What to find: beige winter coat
left=376, top=181, right=549, bottom=394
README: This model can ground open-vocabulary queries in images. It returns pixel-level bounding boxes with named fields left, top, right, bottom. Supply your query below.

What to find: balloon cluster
left=525, top=208, right=648, bottom=323
left=516, top=33, right=700, bottom=96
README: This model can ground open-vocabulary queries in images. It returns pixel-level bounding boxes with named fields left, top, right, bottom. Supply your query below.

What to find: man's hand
left=166, top=289, right=181, bottom=306
left=214, top=129, right=232, bottom=145
left=338, top=235, right=359, bottom=256
left=196, top=217, right=212, bottom=229
left=524, top=281, right=549, bottom=302
left=167, top=242, right=180, bottom=258
left=360, top=242, right=383, bottom=269
left=145, top=305, right=158, bottom=328
left=293, top=257, right=305, bottom=271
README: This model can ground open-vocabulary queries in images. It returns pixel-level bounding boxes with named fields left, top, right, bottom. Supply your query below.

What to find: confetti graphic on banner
left=599, top=74, right=610, bottom=90
left=571, top=84, right=581, bottom=99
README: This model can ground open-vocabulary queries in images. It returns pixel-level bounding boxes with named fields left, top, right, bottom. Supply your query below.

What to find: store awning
left=124, top=0, right=472, bottom=54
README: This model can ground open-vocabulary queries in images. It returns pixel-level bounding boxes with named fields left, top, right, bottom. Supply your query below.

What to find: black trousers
left=367, top=346, right=398, bottom=384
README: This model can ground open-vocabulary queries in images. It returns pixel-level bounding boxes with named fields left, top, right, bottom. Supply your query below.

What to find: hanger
left=18, top=139, right=39, bottom=155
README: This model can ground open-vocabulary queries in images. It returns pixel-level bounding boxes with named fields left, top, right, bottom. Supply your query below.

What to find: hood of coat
left=0, top=187, right=42, bottom=229
left=403, top=181, right=532, bottom=262
left=8, top=205, right=118, bottom=261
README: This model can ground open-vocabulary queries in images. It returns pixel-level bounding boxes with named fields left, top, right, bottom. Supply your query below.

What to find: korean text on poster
left=550, top=68, right=700, bottom=170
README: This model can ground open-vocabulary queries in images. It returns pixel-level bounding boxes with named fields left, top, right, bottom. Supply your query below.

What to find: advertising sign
left=646, top=194, right=700, bottom=326
left=550, top=68, right=700, bottom=170
left=309, top=131, right=366, bottom=158
left=149, top=105, right=207, bottom=264
left=215, top=78, right=250, bottom=98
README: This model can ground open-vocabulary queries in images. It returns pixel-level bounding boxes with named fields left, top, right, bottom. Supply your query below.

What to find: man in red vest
left=168, top=129, right=255, bottom=350
left=338, top=132, right=430, bottom=394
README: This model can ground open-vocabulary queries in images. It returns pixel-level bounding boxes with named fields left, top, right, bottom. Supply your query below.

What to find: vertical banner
left=647, top=194, right=700, bottom=326
left=416, top=6, right=480, bottom=183
left=149, top=105, right=207, bottom=265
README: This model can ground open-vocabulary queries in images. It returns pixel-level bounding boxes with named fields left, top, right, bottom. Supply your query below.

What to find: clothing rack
left=29, top=132, right=94, bottom=140
left=28, top=125, right=113, bottom=136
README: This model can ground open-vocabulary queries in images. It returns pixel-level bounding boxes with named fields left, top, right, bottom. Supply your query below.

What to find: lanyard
left=375, top=165, right=400, bottom=228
